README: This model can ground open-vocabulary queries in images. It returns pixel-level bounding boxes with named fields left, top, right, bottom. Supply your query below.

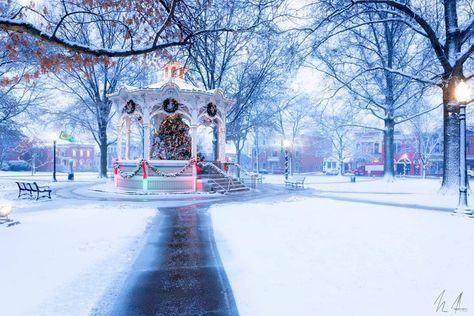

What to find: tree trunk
left=234, top=141, right=242, bottom=178
left=383, top=118, right=395, bottom=181
left=441, top=79, right=461, bottom=192
left=212, top=126, right=218, bottom=161
left=98, top=123, right=108, bottom=178
left=440, top=0, right=463, bottom=192
left=338, top=155, right=343, bottom=176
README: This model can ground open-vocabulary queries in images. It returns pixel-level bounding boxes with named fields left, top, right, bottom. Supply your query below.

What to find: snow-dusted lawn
left=212, top=195, right=474, bottom=316
left=2, top=172, right=473, bottom=315
left=0, top=173, right=156, bottom=315
left=264, top=174, right=469, bottom=209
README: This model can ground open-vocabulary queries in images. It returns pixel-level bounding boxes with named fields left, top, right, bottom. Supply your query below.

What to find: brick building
left=41, top=143, right=96, bottom=172
left=247, top=134, right=332, bottom=174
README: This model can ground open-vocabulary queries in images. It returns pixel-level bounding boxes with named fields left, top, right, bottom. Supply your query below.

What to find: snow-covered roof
left=147, top=78, right=202, bottom=92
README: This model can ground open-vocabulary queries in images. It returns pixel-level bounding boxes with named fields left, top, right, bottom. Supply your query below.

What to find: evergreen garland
left=150, top=114, right=191, bottom=160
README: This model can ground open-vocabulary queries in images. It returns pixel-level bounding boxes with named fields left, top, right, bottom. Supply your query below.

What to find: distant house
left=40, top=143, right=96, bottom=172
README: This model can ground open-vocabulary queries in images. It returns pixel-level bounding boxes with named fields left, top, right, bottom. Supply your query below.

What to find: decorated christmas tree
left=150, top=114, right=191, bottom=160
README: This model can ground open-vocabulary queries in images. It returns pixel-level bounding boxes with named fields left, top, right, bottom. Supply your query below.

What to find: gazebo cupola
left=162, top=61, right=187, bottom=80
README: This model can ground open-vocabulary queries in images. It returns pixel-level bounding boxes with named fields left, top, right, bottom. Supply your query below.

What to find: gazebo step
left=206, top=177, right=249, bottom=193
left=212, top=186, right=250, bottom=193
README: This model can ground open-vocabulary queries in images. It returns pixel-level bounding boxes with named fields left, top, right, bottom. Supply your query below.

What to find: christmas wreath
left=124, top=100, right=136, bottom=114
left=207, top=102, right=217, bottom=117
left=163, top=98, right=179, bottom=113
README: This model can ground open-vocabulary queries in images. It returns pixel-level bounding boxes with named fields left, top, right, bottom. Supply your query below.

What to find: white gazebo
left=108, top=61, right=233, bottom=192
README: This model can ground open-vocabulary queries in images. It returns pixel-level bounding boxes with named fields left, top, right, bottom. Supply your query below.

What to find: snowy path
left=106, top=204, right=239, bottom=316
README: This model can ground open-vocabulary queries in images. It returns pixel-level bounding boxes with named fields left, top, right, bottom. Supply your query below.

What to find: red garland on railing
left=113, top=159, right=119, bottom=175
left=114, top=158, right=197, bottom=179
left=141, top=159, right=148, bottom=179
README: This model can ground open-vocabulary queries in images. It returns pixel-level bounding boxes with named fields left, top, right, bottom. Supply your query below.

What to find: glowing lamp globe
left=455, top=81, right=470, bottom=104
left=0, top=204, right=13, bottom=217
left=283, top=139, right=291, bottom=148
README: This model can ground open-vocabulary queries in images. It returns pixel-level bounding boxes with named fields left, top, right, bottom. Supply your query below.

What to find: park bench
left=15, top=181, right=32, bottom=198
left=285, top=176, right=306, bottom=189
left=15, top=181, right=51, bottom=200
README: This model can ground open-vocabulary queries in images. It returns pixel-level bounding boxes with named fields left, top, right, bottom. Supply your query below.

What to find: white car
left=468, top=170, right=474, bottom=177
left=325, top=169, right=339, bottom=175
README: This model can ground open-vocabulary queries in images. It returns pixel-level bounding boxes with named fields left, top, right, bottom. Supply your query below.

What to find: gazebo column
left=191, top=125, right=198, bottom=159
left=218, top=123, right=226, bottom=162
left=190, top=124, right=198, bottom=192
left=125, top=118, right=131, bottom=160
left=143, top=123, right=151, bottom=160
left=117, top=121, right=123, bottom=160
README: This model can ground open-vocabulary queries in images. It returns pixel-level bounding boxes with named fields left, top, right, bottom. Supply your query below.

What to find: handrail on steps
left=199, top=162, right=235, bottom=193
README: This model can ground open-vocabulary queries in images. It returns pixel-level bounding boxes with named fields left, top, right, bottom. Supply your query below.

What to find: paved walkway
left=109, top=204, right=239, bottom=316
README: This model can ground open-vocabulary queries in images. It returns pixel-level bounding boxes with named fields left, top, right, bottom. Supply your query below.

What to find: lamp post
left=454, top=80, right=472, bottom=215
left=52, top=134, right=57, bottom=182
left=283, top=139, right=291, bottom=181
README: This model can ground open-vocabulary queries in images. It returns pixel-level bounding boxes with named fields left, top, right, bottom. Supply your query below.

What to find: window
left=80, top=150, right=83, bottom=157
left=72, top=149, right=76, bottom=157
left=374, top=143, right=380, bottom=154
left=86, top=150, right=90, bottom=157
left=394, top=143, right=400, bottom=153
left=272, top=150, right=278, bottom=157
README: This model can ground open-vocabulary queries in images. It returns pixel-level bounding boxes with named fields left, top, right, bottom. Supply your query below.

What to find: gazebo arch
left=108, top=61, right=234, bottom=192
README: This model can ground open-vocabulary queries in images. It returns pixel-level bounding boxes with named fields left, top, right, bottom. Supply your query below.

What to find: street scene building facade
left=237, top=130, right=474, bottom=177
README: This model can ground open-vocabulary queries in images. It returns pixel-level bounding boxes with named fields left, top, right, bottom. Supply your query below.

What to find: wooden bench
left=285, top=176, right=306, bottom=189
left=16, top=182, right=52, bottom=200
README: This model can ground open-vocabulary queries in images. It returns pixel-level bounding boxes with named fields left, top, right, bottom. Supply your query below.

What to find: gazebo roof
left=111, top=78, right=220, bottom=97
left=148, top=78, right=202, bottom=91
left=108, top=61, right=233, bottom=111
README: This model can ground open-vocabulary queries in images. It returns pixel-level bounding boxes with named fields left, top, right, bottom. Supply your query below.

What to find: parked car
left=353, top=166, right=366, bottom=176
left=325, top=169, right=339, bottom=175
left=468, top=169, right=474, bottom=177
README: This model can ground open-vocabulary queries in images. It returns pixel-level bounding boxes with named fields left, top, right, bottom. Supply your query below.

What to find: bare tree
left=0, top=0, right=280, bottom=58
left=226, top=37, right=295, bottom=165
left=274, top=95, right=315, bottom=173
left=316, top=0, right=474, bottom=189
left=0, top=122, right=23, bottom=168
left=183, top=0, right=293, bottom=160
left=48, top=15, right=147, bottom=177
left=410, top=106, right=443, bottom=178
left=312, top=6, right=432, bottom=181
left=0, top=32, right=42, bottom=126
left=314, top=99, right=358, bottom=176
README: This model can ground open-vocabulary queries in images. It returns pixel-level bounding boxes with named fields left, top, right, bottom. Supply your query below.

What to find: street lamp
left=454, top=80, right=472, bottom=215
left=283, top=139, right=291, bottom=181
left=51, top=133, right=57, bottom=182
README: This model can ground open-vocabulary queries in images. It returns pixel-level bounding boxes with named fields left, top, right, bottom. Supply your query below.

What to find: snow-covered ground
left=264, top=174, right=469, bottom=209
left=212, top=176, right=474, bottom=316
left=2, top=171, right=474, bottom=315
left=0, top=172, right=156, bottom=315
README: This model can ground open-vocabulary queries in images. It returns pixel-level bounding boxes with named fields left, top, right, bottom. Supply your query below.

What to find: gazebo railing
left=226, top=163, right=263, bottom=188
